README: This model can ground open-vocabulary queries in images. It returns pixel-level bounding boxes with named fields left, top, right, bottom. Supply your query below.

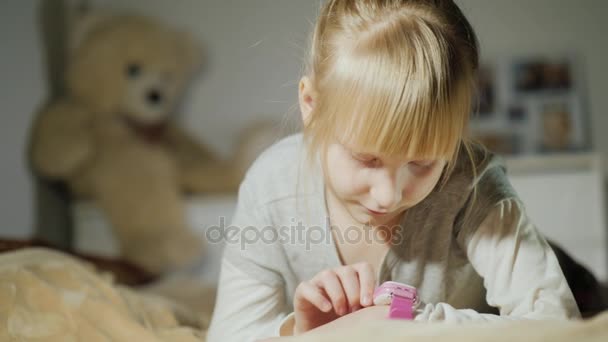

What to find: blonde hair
left=302, top=0, right=480, bottom=182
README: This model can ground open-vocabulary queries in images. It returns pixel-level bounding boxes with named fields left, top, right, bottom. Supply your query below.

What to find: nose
left=369, top=170, right=403, bottom=210
left=146, top=89, right=163, bottom=105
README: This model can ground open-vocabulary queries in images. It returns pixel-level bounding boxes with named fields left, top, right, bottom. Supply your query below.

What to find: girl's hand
left=293, top=262, right=376, bottom=335
left=307, top=305, right=390, bottom=335
left=264, top=307, right=390, bottom=341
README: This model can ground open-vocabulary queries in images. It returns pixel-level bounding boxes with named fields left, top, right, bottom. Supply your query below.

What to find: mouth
left=366, top=207, right=389, bottom=216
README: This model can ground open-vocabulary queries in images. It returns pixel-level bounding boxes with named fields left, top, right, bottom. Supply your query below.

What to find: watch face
left=373, top=292, right=393, bottom=305
left=373, top=281, right=418, bottom=307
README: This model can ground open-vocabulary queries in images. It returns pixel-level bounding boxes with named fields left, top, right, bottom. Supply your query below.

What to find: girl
left=207, top=0, right=580, bottom=340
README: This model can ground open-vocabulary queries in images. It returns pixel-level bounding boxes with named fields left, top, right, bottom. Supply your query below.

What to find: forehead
left=335, top=138, right=440, bottom=161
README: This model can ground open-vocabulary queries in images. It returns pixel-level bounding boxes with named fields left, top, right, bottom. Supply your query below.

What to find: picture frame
left=470, top=54, right=590, bottom=156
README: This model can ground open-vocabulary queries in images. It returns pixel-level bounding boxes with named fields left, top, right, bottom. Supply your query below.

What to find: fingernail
left=363, top=295, right=371, bottom=306
left=322, top=302, right=332, bottom=312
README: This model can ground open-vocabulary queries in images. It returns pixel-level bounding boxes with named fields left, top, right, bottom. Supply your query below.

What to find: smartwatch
left=372, top=281, right=418, bottom=320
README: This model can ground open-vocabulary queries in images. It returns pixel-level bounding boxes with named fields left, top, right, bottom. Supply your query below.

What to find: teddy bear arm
left=179, top=161, right=243, bottom=194
left=29, top=101, right=94, bottom=179
left=164, top=125, right=244, bottom=193
left=165, top=124, right=219, bottom=163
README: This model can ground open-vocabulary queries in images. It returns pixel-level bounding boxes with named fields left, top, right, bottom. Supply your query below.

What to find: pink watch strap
left=389, top=294, right=414, bottom=320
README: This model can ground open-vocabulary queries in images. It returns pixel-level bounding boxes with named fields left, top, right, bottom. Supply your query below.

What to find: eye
left=352, top=153, right=381, bottom=168
left=126, top=63, right=141, bottom=79
left=409, top=160, right=436, bottom=170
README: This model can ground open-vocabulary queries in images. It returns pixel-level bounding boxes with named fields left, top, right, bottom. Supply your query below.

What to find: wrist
left=279, top=313, right=296, bottom=336
left=373, top=281, right=418, bottom=320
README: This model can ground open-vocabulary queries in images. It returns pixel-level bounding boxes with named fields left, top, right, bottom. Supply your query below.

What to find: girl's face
left=324, top=141, right=446, bottom=227
left=298, top=76, right=447, bottom=227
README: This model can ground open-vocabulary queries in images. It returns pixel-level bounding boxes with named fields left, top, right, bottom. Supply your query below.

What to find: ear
left=175, top=31, right=204, bottom=73
left=298, top=76, right=316, bottom=126
left=67, top=4, right=115, bottom=55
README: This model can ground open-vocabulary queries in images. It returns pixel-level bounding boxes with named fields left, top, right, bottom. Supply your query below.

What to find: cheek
left=403, top=181, right=434, bottom=203
left=163, top=80, right=181, bottom=103
left=328, top=162, right=361, bottom=197
left=326, top=152, right=367, bottom=198
left=345, top=174, right=369, bottom=197
left=401, top=169, right=443, bottom=204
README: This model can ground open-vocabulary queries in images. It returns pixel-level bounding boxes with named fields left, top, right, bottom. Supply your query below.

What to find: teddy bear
left=28, top=12, right=245, bottom=275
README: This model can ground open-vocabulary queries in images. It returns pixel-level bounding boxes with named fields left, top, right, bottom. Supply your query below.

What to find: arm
left=29, top=100, right=93, bottom=178
left=415, top=199, right=580, bottom=322
left=165, top=123, right=219, bottom=165
left=165, top=124, right=243, bottom=193
left=206, top=179, right=291, bottom=341
left=207, top=260, right=292, bottom=342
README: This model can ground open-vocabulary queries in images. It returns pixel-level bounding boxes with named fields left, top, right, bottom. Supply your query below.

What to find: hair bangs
left=318, top=34, right=469, bottom=163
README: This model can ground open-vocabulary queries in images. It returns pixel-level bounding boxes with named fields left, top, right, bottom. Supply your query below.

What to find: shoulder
left=447, top=142, right=514, bottom=199
left=449, top=142, right=521, bottom=235
left=466, top=143, right=517, bottom=204
left=239, top=133, right=312, bottom=206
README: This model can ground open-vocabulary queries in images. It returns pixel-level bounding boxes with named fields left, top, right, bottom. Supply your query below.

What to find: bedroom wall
left=87, top=0, right=608, bottom=161
left=458, top=0, right=608, bottom=160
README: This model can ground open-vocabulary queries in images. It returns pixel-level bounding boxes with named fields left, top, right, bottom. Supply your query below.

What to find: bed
left=2, top=154, right=605, bottom=340
left=2, top=247, right=607, bottom=342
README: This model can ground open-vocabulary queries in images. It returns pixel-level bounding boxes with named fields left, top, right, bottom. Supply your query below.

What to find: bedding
left=0, top=248, right=210, bottom=341
left=279, top=310, right=608, bottom=342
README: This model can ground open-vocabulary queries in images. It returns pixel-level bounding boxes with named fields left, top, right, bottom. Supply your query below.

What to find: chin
left=344, top=207, right=368, bottom=226
left=354, top=210, right=385, bottom=227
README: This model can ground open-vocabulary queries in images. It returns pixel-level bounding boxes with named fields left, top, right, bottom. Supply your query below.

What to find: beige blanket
left=282, top=311, right=608, bottom=342
left=0, top=248, right=210, bottom=341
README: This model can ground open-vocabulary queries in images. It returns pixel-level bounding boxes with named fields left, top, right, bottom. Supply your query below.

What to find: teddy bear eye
left=126, top=63, right=141, bottom=78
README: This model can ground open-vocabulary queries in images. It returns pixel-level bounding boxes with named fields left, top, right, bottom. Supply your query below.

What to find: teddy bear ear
left=66, top=3, right=115, bottom=54
left=175, top=31, right=205, bottom=73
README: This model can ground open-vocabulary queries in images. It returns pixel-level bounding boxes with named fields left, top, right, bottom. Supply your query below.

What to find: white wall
left=92, top=0, right=319, bottom=158
left=90, top=0, right=608, bottom=160
left=458, top=0, right=608, bottom=163
left=0, top=0, right=45, bottom=238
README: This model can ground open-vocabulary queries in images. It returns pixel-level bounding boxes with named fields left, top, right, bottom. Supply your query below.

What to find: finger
left=353, top=262, right=376, bottom=307
left=295, top=281, right=332, bottom=313
left=313, top=270, right=348, bottom=316
left=335, top=266, right=360, bottom=311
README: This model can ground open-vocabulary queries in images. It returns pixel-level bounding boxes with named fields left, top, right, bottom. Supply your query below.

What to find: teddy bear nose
left=146, top=89, right=163, bottom=105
